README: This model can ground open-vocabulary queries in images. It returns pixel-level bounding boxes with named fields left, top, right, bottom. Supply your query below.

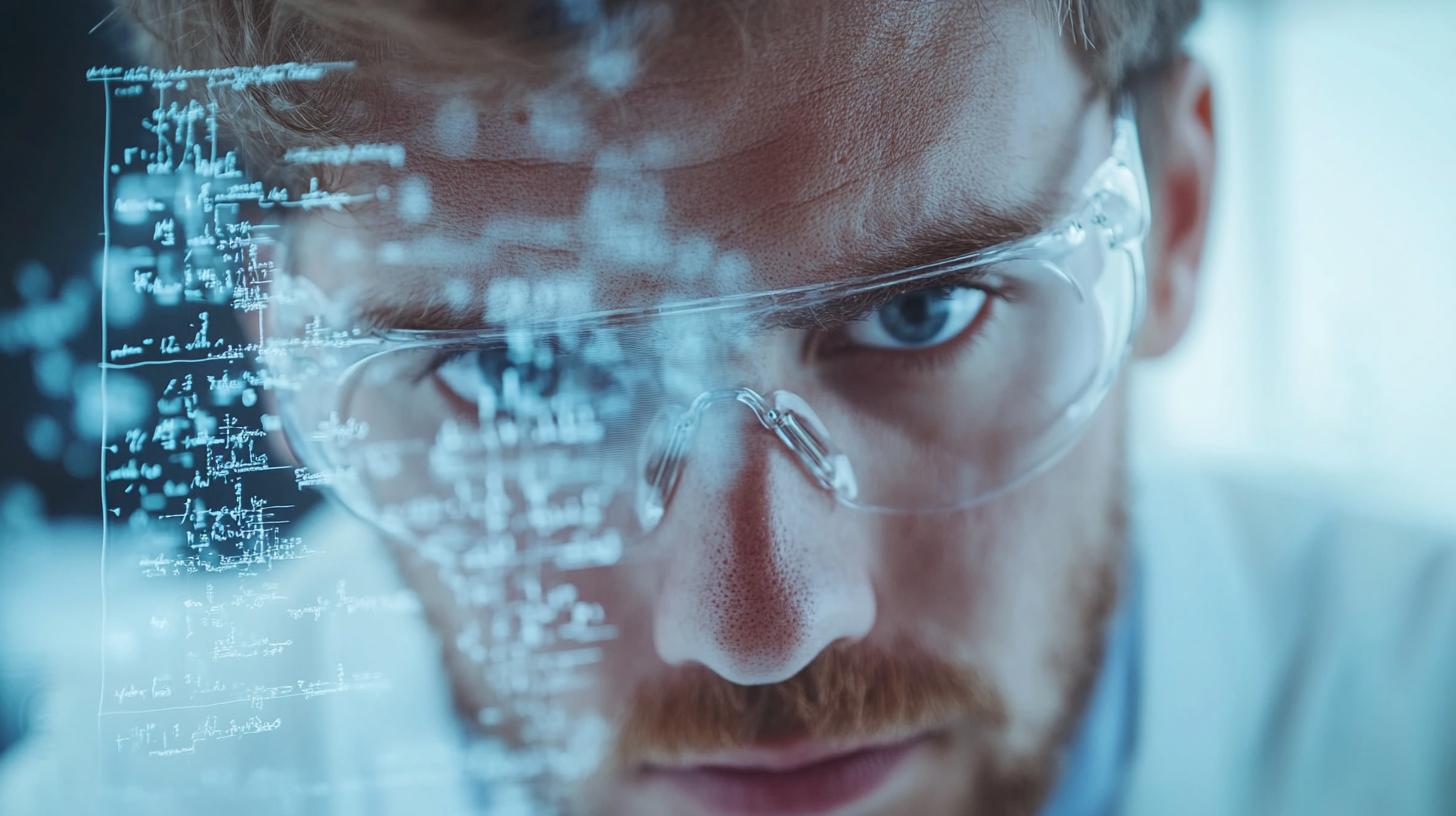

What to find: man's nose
left=650, top=404, right=877, bottom=686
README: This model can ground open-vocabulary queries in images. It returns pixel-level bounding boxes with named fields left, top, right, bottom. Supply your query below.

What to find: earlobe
left=1134, top=56, right=1216, bottom=360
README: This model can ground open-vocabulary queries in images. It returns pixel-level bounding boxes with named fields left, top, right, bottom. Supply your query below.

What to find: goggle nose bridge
left=635, top=387, right=858, bottom=531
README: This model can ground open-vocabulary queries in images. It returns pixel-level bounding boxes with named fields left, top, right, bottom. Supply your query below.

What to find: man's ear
left=1134, top=55, right=1216, bottom=359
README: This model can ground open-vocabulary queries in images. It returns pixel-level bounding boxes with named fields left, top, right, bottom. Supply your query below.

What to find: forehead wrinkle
left=711, top=135, right=934, bottom=253
left=295, top=1, right=1085, bottom=308
left=687, top=95, right=993, bottom=275
left=630, top=68, right=891, bottom=180
left=614, top=2, right=996, bottom=125
left=636, top=130, right=794, bottom=175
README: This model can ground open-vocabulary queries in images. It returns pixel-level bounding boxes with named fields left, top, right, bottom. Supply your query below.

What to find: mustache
left=614, top=639, right=1007, bottom=768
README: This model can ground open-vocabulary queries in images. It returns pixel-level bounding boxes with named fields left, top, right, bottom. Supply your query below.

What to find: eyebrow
left=349, top=191, right=1064, bottom=336
left=763, top=195, right=1061, bottom=330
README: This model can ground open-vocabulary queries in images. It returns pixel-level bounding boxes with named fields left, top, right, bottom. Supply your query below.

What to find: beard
left=609, top=519, right=1124, bottom=816
left=398, top=441, right=1130, bottom=816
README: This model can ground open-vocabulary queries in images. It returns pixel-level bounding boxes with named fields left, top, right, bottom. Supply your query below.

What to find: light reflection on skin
left=283, top=1, right=1213, bottom=812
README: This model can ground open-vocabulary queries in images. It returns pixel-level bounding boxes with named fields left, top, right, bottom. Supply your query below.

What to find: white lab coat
left=1119, top=469, right=1456, bottom=815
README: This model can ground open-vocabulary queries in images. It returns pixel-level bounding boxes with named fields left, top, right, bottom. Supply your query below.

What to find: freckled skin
left=290, top=2, right=1181, bottom=813
left=711, top=446, right=809, bottom=677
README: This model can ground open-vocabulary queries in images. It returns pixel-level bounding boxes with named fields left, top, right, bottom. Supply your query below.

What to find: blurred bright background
left=0, top=0, right=1454, bottom=765
left=1133, top=0, right=1456, bottom=531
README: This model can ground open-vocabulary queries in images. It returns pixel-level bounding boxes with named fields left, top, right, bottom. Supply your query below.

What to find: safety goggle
left=271, top=101, right=1148, bottom=548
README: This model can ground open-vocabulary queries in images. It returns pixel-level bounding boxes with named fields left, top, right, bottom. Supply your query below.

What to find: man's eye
left=434, top=351, right=491, bottom=407
left=432, top=347, right=560, bottom=411
left=844, top=286, right=990, bottom=350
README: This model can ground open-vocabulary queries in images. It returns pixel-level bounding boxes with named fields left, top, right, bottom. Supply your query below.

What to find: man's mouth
left=638, top=732, right=936, bottom=815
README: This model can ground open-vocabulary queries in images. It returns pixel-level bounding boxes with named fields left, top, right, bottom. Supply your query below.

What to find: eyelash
left=416, top=346, right=496, bottom=386
left=809, top=281, right=1015, bottom=372
left=413, top=343, right=514, bottom=417
left=417, top=278, right=1021, bottom=397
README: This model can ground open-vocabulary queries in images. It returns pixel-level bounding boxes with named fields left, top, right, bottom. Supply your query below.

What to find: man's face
left=291, top=2, right=1133, bottom=813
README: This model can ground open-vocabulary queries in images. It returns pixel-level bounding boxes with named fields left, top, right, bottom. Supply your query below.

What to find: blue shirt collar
left=1039, top=555, right=1143, bottom=816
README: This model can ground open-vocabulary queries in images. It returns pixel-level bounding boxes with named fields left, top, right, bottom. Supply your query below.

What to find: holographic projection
left=90, top=62, right=627, bottom=814
left=84, top=30, right=1148, bottom=813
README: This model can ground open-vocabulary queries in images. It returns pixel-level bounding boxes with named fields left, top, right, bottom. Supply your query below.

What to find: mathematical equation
left=88, top=62, right=620, bottom=814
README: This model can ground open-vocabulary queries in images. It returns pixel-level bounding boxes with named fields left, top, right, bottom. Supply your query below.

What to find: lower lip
left=643, top=736, right=928, bottom=815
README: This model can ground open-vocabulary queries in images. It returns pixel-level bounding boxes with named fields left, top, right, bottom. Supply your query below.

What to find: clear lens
left=276, top=225, right=1141, bottom=545
left=273, top=108, right=1148, bottom=545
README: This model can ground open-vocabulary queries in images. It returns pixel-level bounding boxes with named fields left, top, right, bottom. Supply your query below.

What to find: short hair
left=116, top=0, right=1200, bottom=180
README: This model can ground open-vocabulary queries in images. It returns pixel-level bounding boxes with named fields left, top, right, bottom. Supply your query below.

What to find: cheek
left=876, top=401, right=1122, bottom=632
left=394, top=541, right=659, bottom=730
left=558, top=560, right=662, bottom=704
left=873, top=395, right=1125, bottom=744
left=430, top=390, right=1124, bottom=735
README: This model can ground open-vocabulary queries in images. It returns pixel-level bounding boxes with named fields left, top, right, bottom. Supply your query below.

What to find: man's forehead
left=291, top=0, right=1098, bottom=321
left=411, top=2, right=1071, bottom=174
left=405, top=2, right=1038, bottom=147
